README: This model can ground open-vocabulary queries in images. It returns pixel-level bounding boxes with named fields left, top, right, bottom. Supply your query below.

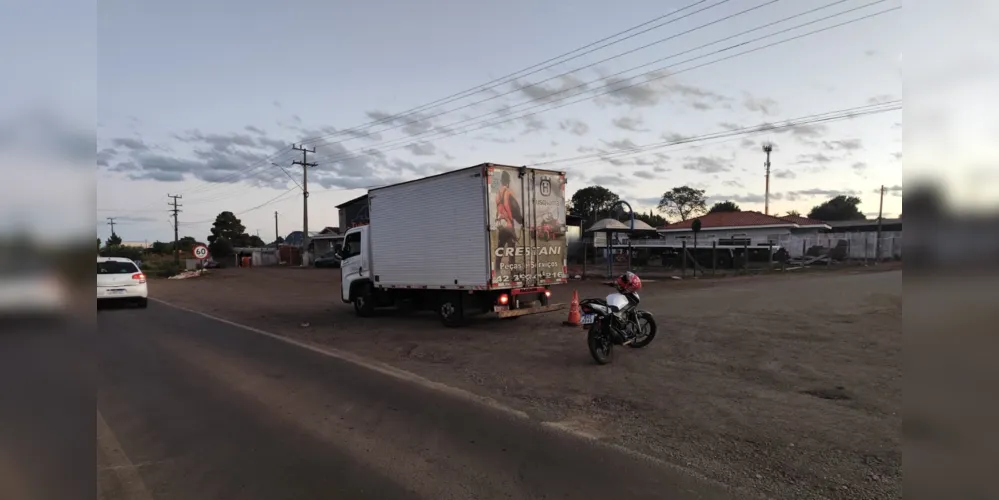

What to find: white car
left=97, top=257, right=148, bottom=308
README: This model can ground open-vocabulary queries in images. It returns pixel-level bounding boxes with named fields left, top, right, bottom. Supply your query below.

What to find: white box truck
left=338, top=163, right=569, bottom=326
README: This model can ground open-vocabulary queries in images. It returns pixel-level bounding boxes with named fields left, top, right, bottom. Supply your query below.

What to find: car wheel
left=136, top=298, right=149, bottom=309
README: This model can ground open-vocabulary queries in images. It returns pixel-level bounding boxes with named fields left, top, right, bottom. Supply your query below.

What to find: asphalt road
left=95, top=301, right=737, bottom=500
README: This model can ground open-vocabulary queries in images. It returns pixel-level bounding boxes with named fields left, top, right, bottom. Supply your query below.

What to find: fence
left=778, top=231, right=903, bottom=261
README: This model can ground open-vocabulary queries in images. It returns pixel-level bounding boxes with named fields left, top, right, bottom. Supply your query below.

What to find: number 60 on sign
left=193, top=245, right=209, bottom=260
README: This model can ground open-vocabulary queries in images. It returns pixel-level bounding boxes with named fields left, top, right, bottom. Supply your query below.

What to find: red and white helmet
left=615, top=271, right=642, bottom=294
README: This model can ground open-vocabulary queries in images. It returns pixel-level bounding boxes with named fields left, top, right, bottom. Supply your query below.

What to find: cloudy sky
left=91, top=0, right=915, bottom=243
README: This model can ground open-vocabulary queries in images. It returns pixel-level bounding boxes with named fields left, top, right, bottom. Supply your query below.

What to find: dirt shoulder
left=152, top=267, right=901, bottom=500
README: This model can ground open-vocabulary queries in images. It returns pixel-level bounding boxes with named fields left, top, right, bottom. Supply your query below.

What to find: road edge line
left=97, top=410, right=156, bottom=500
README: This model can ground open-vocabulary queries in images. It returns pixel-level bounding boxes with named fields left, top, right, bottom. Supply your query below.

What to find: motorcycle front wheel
left=587, top=324, right=614, bottom=365
left=628, top=311, right=657, bottom=349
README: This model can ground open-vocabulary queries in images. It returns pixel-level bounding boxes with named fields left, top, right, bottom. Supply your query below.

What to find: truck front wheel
left=353, top=284, right=376, bottom=317
left=438, top=293, right=465, bottom=328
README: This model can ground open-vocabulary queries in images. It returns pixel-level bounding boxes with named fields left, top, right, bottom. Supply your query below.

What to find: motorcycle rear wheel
left=587, top=325, right=614, bottom=365
left=628, top=311, right=657, bottom=349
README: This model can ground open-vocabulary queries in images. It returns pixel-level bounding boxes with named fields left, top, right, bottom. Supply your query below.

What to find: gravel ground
left=152, top=265, right=901, bottom=500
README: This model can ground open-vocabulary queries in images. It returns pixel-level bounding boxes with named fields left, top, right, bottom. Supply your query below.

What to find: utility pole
left=292, top=144, right=318, bottom=266
left=106, top=217, right=117, bottom=238
left=762, top=142, right=774, bottom=215
left=274, top=211, right=279, bottom=244
left=875, top=185, right=886, bottom=263
left=168, top=194, right=183, bottom=264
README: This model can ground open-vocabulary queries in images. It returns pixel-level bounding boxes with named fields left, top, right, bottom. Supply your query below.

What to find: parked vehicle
left=314, top=251, right=341, bottom=268
left=97, top=257, right=148, bottom=308
left=338, top=163, right=569, bottom=326
left=579, top=272, right=657, bottom=364
left=0, top=255, right=68, bottom=319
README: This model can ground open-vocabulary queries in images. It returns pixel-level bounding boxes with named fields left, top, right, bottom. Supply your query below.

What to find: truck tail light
left=544, top=289, right=552, bottom=298
left=498, top=293, right=509, bottom=305
left=131, top=273, right=147, bottom=284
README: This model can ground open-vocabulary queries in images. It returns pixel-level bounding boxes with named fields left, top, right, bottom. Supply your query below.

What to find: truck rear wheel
left=353, top=284, right=376, bottom=317
left=438, top=293, right=465, bottom=328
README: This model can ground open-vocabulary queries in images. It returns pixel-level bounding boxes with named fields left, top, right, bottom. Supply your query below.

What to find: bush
left=149, top=262, right=183, bottom=278
left=99, top=244, right=142, bottom=261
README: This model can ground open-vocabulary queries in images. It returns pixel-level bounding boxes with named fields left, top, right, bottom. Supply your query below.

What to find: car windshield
left=98, top=261, right=139, bottom=274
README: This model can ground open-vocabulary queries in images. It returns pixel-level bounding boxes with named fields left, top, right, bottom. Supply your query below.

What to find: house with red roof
left=657, top=211, right=830, bottom=246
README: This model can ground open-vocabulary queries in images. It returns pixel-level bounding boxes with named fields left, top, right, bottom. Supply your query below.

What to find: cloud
left=865, top=49, right=878, bottom=57
left=722, top=179, right=744, bottom=188
left=877, top=185, right=904, bottom=197
left=520, top=115, right=547, bottom=134
left=611, top=115, right=648, bottom=132
left=753, top=121, right=829, bottom=145
left=867, top=94, right=897, bottom=104
left=739, top=138, right=756, bottom=149
left=559, top=119, right=590, bottom=136
left=110, top=137, right=150, bottom=151
left=743, top=93, right=780, bottom=115
left=661, top=132, right=688, bottom=143
left=633, top=157, right=654, bottom=166
left=590, top=174, right=630, bottom=186
left=364, top=110, right=441, bottom=137
left=594, top=71, right=728, bottom=109
left=513, top=74, right=589, bottom=103
left=245, top=125, right=266, bottom=135
left=653, top=165, right=669, bottom=173
left=0, top=108, right=94, bottom=163
left=96, top=148, right=116, bottom=167
left=822, top=138, right=864, bottom=151
left=707, top=193, right=768, bottom=204
left=476, top=135, right=516, bottom=144
left=781, top=188, right=861, bottom=202
left=634, top=171, right=656, bottom=180
left=794, top=153, right=836, bottom=165
left=773, top=169, right=796, bottom=179
left=851, top=161, right=867, bottom=172
left=404, top=142, right=437, bottom=156
left=719, top=122, right=742, bottom=131
left=603, top=138, right=640, bottom=151
left=682, top=156, right=730, bottom=174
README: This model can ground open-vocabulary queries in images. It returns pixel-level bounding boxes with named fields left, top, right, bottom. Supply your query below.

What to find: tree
left=96, top=237, right=101, bottom=252
left=247, top=235, right=266, bottom=247
left=208, top=211, right=250, bottom=247
left=785, top=209, right=801, bottom=217
left=807, top=195, right=866, bottom=221
left=208, top=238, right=235, bottom=261
left=569, top=186, right=620, bottom=224
left=708, top=201, right=741, bottom=213
left=274, top=236, right=285, bottom=245
left=105, top=233, right=122, bottom=247
left=618, top=210, right=667, bottom=228
left=150, top=241, right=172, bottom=254
left=657, top=186, right=707, bottom=221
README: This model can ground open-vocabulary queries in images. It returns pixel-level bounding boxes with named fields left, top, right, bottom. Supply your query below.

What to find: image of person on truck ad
left=493, top=170, right=524, bottom=272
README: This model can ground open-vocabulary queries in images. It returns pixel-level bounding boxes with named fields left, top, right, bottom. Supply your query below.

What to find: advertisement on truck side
left=486, top=166, right=567, bottom=288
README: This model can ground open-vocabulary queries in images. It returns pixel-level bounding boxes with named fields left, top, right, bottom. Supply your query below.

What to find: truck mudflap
left=494, top=303, right=566, bottom=318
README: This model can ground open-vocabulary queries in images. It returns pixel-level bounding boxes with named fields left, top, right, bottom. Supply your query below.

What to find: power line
left=313, top=2, right=900, bottom=166
left=294, top=0, right=733, bottom=148
left=178, top=188, right=300, bottom=226
left=533, top=101, right=900, bottom=167
left=106, top=217, right=117, bottom=236
left=306, top=0, right=785, bottom=152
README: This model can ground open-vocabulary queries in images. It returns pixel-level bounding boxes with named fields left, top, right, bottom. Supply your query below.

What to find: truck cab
left=339, top=225, right=370, bottom=305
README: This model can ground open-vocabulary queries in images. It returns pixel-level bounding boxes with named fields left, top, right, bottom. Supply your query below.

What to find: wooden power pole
left=274, top=211, right=279, bottom=244
left=168, top=194, right=183, bottom=264
left=292, top=144, right=317, bottom=265
left=875, top=185, right=886, bottom=262
left=762, top=142, right=774, bottom=215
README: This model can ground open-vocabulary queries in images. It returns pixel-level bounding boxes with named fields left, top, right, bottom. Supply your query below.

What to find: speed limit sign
left=192, top=245, right=210, bottom=260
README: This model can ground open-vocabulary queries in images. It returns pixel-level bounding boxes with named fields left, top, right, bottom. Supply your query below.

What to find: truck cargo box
left=367, top=163, right=567, bottom=290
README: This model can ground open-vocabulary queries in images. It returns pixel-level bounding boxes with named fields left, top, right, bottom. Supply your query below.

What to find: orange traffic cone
left=563, top=290, right=581, bottom=327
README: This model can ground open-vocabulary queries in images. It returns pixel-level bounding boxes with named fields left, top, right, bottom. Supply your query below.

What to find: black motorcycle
left=579, top=287, right=657, bottom=365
